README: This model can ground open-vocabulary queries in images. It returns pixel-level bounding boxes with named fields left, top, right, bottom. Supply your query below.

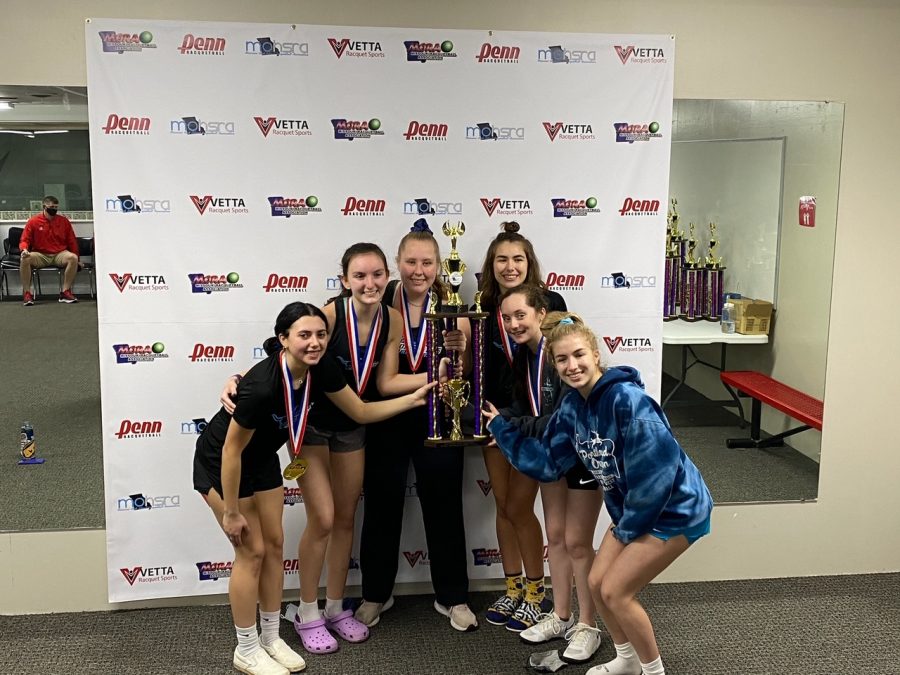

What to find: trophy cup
left=679, top=223, right=703, bottom=322
left=425, top=222, right=488, bottom=445
left=663, top=198, right=681, bottom=321
left=668, top=198, right=685, bottom=312
left=702, top=222, right=726, bottom=321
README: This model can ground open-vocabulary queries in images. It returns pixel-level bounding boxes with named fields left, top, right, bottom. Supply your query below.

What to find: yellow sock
left=505, top=573, right=524, bottom=599
left=524, top=577, right=545, bottom=604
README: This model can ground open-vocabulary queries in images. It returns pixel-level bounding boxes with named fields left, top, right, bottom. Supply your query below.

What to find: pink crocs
left=325, top=609, right=370, bottom=643
left=293, top=616, right=338, bottom=654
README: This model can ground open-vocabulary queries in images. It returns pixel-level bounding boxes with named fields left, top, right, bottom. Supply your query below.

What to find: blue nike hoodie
left=489, top=366, right=713, bottom=545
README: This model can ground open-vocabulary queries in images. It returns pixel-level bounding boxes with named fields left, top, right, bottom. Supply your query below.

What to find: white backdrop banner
left=86, top=19, right=674, bottom=602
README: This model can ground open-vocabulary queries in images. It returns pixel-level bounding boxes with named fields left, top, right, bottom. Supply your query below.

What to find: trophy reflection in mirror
left=702, top=222, right=726, bottom=321
left=425, top=221, right=488, bottom=445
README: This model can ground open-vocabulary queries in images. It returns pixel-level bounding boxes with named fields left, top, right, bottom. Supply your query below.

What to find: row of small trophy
left=425, top=222, right=488, bottom=445
left=663, top=198, right=727, bottom=322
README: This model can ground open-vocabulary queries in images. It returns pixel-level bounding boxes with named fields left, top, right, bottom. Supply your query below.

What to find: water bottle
left=20, top=421, right=36, bottom=459
left=721, top=302, right=736, bottom=334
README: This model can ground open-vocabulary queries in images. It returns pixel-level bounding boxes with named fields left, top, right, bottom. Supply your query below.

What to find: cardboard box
left=731, top=298, right=773, bottom=335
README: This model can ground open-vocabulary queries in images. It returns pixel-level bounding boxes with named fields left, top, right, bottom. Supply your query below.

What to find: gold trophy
left=424, top=221, right=488, bottom=444
left=702, top=222, right=727, bottom=320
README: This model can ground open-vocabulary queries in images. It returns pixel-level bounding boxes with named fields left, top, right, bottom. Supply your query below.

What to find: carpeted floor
left=2, top=574, right=897, bottom=674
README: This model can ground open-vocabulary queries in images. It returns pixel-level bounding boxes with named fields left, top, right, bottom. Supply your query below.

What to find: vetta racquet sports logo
left=170, top=116, right=235, bottom=136
left=614, top=122, right=663, bottom=143
left=465, top=121, right=525, bottom=141
left=99, top=30, right=157, bottom=53
left=472, top=548, right=503, bottom=566
left=284, top=487, right=304, bottom=505
left=113, top=342, right=169, bottom=364
left=189, top=343, right=235, bottom=363
left=480, top=197, right=533, bottom=218
left=254, top=116, right=311, bottom=138
left=403, top=120, right=448, bottom=141
left=475, top=42, right=521, bottom=63
left=264, top=274, right=309, bottom=293
left=403, top=550, right=430, bottom=567
left=543, top=121, right=595, bottom=142
left=196, top=561, right=232, bottom=581
left=545, top=272, right=586, bottom=291
left=102, top=114, right=150, bottom=135
left=188, top=272, right=243, bottom=294
left=552, top=197, right=601, bottom=218
left=328, top=37, right=384, bottom=59
left=105, top=195, right=170, bottom=213
left=619, top=197, right=661, bottom=216
left=341, top=196, right=386, bottom=216
left=190, top=195, right=248, bottom=215
left=178, top=33, right=226, bottom=55
left=120, top=565, right=176, bottom=586
left=603, top=336, right=653, bottom=354
left=403, top=197, right=462, bottom=216
left=476, top=479, right=492, bottom=496
left=404, top=39, right=457, bottom=62
left=109, top=273, right=169, bottom=293
left=114, top=419, right=162, bottom=439
left=244, top=37, right=309, bottom=56
left=537, top=45, right=596, bottom=64
left=614, top=45, right=667, bottom=65
left=331, top=118, right=383, bottom=140
left=268, top=195, right=321, bottom=217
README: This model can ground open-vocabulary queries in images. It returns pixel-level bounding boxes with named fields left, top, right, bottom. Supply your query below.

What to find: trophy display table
left=661, top=319, right=768, bottom=425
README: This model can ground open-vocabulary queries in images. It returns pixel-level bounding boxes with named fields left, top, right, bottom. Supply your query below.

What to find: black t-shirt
left=482, top=288, right=567, bottom=408
left=308, top=297, right=391, bottom=431
left=196, top=352, right=346, bottom=472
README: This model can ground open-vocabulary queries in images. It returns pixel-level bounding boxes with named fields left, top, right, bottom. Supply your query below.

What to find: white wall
left=2, top=0, right=899, bottom=614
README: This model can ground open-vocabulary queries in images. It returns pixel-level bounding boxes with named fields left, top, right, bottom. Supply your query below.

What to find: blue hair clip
left=559, top=317, right=574, bottom=325
left=411, top=218, right=432, bottom=233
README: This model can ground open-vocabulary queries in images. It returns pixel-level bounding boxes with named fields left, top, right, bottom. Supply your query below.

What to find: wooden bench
left=719, top=371, right=824, bottom=449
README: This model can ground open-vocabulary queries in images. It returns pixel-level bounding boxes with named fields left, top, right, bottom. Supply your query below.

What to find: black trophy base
left=425, top=435, right=490, bottom=447
left=678, top=313, right=703, bottom=323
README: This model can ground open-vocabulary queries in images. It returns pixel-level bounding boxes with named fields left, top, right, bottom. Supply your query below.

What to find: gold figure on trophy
left=441, top=221, right=467, bottom=310
left=445, top=378, right=471, bottom=442
left=474, top=290, right=483, bottom=313
left=685, top=222, right=698, bottom=268
left=705, top=222, right=723, bottom=268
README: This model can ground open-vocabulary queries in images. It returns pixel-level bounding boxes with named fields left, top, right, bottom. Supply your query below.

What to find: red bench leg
left=727, top=398, right=812, bottom=448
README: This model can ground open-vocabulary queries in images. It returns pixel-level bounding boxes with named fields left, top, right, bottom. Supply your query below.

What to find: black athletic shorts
left=192, top=448, right=282, bottom=499
left=565, top=460, right=599, bottom=491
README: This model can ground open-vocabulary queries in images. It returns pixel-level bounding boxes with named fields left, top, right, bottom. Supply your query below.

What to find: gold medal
left=282, top=457, right=309, bottom=480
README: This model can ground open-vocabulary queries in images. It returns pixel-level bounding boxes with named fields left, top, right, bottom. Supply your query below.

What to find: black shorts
left=192, top=447, right=282, bottom=499
left=565, top=460, right=599, bottom=491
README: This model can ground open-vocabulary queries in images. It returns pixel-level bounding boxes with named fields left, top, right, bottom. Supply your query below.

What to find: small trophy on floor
left=18, top=421, right=45, bottom=465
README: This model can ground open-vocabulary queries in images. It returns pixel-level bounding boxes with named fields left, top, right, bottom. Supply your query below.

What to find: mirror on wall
left=662, top=99, right=843, bottom=505
left=0, top=92, right=843, bottom=532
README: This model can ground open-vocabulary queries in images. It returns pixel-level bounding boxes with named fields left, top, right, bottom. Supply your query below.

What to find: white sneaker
left=261, top=638, right=306, bottom=672
left=354, top=595, right=395, bottom=627
left=434, top=601, right=479, bottom=632
left=233, top=646, right=290, bottom=675
left=520, top=611, right=575, bottom=644
left=562, top=623, right=603, bottom=663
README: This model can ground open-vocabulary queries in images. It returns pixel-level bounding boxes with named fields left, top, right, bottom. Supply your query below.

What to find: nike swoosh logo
left=578, top=478, right=595, bottom=485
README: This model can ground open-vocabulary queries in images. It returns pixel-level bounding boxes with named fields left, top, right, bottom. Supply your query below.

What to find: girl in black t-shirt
left=196, top=302, right=434, bottom=674
left=476, top=222, right=567, bottom=632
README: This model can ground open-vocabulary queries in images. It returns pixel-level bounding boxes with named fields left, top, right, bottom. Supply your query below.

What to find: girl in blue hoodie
left=485, top=312, right=713, bottom=675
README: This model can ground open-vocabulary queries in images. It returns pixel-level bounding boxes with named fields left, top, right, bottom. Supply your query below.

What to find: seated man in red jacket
left=20, top=196, right=82, bottom=305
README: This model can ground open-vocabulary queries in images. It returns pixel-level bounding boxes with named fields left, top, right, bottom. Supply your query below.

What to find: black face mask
left=45, top=208, right=58, bottom=217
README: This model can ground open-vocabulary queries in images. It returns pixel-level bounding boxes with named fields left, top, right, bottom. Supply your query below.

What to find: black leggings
left=360, top=415, right=469, bottom=606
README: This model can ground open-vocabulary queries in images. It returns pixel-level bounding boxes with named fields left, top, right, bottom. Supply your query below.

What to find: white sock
left=324, top=597, right=344, bottom=619
left=235, top=624, right=260, bottom=658
left=258, top=610, right=280, bottom=647
left=299, top=600, right=321, bottom=624
left=641, top=655, right=665, bottom=675
left=593, top=642, right=641, bottom=675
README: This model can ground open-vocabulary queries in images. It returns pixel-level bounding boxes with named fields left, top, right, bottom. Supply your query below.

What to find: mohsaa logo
left=545, top=272, right=586, bottom=291
left=404, top=39, right=457, bottom=62
left=614, top=122, right=662, bottom=143
left=113, top=342, right=169, bottom=364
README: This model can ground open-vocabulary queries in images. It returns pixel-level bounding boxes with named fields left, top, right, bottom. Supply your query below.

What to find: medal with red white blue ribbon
left=346, top=297, right=383, bottom=395
left=497, top=310, right=517, bottom=367
left=399, top=286, right=429, bottom=372
left=279, top=350, right=312, bottom=480
left=526, top=337, right=545, bottom=416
